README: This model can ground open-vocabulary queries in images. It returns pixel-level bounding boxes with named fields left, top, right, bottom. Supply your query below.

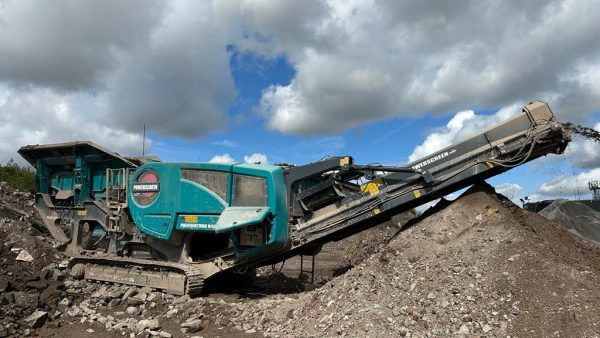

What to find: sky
left=1, top=0, right=600, bottom=205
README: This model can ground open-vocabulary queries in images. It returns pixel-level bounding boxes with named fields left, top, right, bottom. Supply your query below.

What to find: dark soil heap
left=341, top=212, right=416, bottom=267
left=215, top=183, right=600, bottom=337
left=0, top=182, right=66, bottom=337
left=540, top=200, right=600, bottom=246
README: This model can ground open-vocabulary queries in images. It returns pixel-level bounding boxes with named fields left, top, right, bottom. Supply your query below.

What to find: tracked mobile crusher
left=18, top=101, right=571, bottom=295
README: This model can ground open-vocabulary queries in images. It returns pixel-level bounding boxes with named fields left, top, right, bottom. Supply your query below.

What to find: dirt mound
left=215, top=182, right=600, bottom=337
left=249, top=212, right=416, bottom=294
left=341, top=212, right=415, bottom=267
left=540, top=199, right=600, bottom=245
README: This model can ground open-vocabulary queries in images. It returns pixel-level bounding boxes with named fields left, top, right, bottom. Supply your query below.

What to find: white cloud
left=0, top=86, right=147, bottom=165
left=244, top=153, right=268, bottom=164
left=408, top=104, right=520, bottom=162
left=239, top=0, right=600, bottom=134
left=561, top=122, right=600, bottom=169
left=495, top=182, right=524, bottom=196
left=538, top=168, right=600, bottom=198
left=0, top=0, right=164, bottom=90
left=207, top=152, right=268, bottom=164
left=0, top=0, right=237, bottom=163
left=106, top=1, right=236, bottom=139
left=495, top=183, right=525, bottom=205
left=524, top=193, right=545, bottom=203
left=208, top=153, right=236, bottom=164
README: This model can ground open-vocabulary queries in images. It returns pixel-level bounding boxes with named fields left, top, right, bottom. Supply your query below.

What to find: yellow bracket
left=339, top=157, right=350, bottom=167
left=361, top=178, right=383, bottom=196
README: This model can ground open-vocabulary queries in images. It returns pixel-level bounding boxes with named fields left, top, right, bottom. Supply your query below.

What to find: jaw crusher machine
left=18, top=101, right=570, bottom=295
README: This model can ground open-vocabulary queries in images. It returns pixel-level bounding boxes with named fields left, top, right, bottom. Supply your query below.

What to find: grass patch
left=0, top=159, right=35, bottom=192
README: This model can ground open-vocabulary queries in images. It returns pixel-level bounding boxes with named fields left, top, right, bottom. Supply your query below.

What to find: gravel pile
left=540, top=199, right=600, bottom=245
left=207, top=183, right=600, bottom=337
left=341, top=212, right=416, bottom=267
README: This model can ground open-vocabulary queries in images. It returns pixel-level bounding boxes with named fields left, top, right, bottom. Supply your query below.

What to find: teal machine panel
left=128, top=162, right=289, bottom=258
left=18, top=141, right=137, bottom=205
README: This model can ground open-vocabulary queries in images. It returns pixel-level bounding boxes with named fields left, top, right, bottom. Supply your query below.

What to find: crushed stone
left=540, top=199, right=600, bottom=245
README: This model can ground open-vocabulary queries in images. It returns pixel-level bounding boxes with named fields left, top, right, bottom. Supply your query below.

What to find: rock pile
left=44, top=279, right=260, bottom=338
left=206, top=183, right=600, bottom=337
left=55, top=282, right=177, bottom=337
left=341, top=212, right=415, bottom=267
left=249, top=211, right=416, bottom=294
left=0, top=182, right=66, bottom=337
left=540, top=199, right=600, bottom=245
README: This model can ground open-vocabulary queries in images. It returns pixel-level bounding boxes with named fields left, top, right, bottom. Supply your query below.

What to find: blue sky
left=1, top=0, right=599, bottom=205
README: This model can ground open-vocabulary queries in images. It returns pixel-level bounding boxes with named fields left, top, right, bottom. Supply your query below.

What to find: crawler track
left=71, top=256, right=205, bottom=296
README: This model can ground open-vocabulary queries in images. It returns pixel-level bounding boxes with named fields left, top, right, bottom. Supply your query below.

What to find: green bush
left=0, top=158, right=35, bottom=192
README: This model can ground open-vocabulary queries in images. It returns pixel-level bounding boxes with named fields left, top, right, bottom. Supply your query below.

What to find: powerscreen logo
left=411, top=149, right=456, bottom=170
left=132, top=183, right=160, bottom=193
left=132, top=169, right=160, bottom=205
